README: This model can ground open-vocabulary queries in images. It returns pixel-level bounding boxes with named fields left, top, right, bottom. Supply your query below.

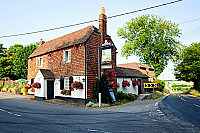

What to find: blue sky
left=0, top=0, right=200, bottom=80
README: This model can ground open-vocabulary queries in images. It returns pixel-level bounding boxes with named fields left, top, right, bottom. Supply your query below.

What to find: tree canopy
left=13, top=43, right=38, bottom=79
left=174, top=42, right=200, bottom=91
left=0, top=43, right=37, bottom=80
left=0, top=43, right=7, bottom=57
left=118, top=14, right=182, bottom=77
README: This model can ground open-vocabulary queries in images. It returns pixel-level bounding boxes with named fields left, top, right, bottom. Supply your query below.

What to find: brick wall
left=28, top=44, right=85, bottom=81
left=86, top=32, right=117, bottom=100
left=86, top=32, right=101, bottom=100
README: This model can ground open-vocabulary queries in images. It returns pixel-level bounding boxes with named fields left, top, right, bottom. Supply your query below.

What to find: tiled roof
left=117, top=62, right=155, bottom=78
left=29, top=25, right=99, bottom=58
left=117, top=62, right=154, bottom=70
left=116, top=67, right=149, bottom=78
left=40, top=69, right=55, bottom=79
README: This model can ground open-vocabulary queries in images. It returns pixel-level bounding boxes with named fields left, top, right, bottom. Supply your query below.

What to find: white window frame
left=64, top=77, right=70, bottom=90
left=36, top=57, right=43, bottom=67
left=63, top=49, right=71, bottom=63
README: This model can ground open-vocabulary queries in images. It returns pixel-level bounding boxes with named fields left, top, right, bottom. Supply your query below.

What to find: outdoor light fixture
left=82, top=78, right=85, bottom=82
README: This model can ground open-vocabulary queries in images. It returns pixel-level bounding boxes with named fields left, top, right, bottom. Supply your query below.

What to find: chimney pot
left=99, top=7, right=107, bottom=45
left=39, top=39, right=45, bottom=46
left=101, top=7, right=105, bottom=14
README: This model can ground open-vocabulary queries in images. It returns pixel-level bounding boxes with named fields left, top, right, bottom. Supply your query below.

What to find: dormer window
left=63, top=49, right=71, bottom=63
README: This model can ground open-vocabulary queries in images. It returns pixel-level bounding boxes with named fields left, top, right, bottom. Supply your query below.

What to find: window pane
left=66, top=51, right=68, bottom=62
left=64, top=77, right=69, bottom=90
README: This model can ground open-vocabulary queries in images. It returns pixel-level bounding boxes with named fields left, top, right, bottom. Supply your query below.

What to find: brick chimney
left=38, top=39, right=45, bottom=47
left=99, top=7, right=107, bottom=45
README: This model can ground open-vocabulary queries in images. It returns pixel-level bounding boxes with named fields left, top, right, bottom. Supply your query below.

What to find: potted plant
left=71, top=81, right=83, bottom=89
left=60, top=89, right=71, bottom=95
left=32, top=82, right=41, bottom=88
left=132, top=80, right=141, bottom=86
left=122, top=80, right=130, bottom=87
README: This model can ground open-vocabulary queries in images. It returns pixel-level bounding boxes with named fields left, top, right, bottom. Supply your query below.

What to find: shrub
left=91, top=99, right=98, bottom=103
left=189, top=89, right=200, bottom=97
left=154, top=78, right=165, bottom=92
left=1, top=85, right=9, bottom=92
left=163, top=88, right=170, bottom=94
left=19, top=82, right=24, bottom=89
left=11, top=87, right=17, bottom=93
left=93, top=73, right=110, bottom=103
left=0, top=82, right=3, bottom=88
left=20, top=88, right=27, bottom=94
left=16, top=88, right=21, bottom=94
left=116, top=91, right=135, bottom=103
left=116, top=91, right=126, bottom=100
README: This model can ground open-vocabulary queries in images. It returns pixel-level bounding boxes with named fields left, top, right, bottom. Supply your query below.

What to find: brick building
left=28, top=7, right=117, bottom=105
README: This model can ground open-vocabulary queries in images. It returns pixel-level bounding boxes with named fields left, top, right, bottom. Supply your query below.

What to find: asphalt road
left=159, top=93, right=200, bottom=128
left=0, top=92, right=199, bottom=133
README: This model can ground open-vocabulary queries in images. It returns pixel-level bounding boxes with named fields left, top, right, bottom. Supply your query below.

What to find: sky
left=0, top=0, right=200, bottom=80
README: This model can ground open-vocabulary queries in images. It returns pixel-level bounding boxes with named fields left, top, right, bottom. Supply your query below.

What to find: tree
left=13, top=43, right=38, bottom=79
left=174, top=42, right=200, bottom=91
left=0, top=43, right=7, bottom=57
left=8, top=44, right=23, bottom=54
left=118, top=14, right=182, bottom=77
left=94, top=73, right=110, bottom=103
left=0, top=44, right=23, bottom=79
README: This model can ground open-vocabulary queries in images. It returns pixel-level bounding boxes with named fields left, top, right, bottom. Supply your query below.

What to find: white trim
left=64, top=77, right=69, bottom=90
left=36, top=57, right=43, bottom=68
left=63, top=49, right=71, bottom=63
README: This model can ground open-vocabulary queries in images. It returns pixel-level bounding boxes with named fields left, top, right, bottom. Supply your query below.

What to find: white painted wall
left=117, top=77, right=140, bottom=95
left=55, top=76, right=86, bottom=99
left=34, top=70, right=45, bottom=98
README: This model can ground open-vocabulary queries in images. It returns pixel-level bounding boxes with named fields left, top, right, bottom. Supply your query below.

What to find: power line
left=178, top=17, right=200, bottom=24
left=181, top=27, right=200, bottom=39
left=0, top=0, right=182, bottom=39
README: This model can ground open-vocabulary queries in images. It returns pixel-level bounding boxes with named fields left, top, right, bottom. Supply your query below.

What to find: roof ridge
left=29, top=25, right=98, bottom=58
left=44, top=25, right=97, bottom=44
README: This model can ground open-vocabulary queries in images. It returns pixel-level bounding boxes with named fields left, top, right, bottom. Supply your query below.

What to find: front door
left=138, top=79, right=142, bottom=94
left=47, top=81, right=54, bottom=99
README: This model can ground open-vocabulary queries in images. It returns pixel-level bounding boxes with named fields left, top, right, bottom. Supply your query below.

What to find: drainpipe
left=98, top=43, right=101, bottom=107
left=84, top=42, right=87, bottom=105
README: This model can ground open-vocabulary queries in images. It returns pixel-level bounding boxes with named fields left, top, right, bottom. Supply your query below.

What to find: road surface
left=0, top=92, right=199, bottom=133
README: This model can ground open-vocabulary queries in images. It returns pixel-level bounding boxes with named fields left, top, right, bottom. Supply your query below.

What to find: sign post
left=98, top=42, right=114, bottom=106
left=144, top=83, right=157, bottom=95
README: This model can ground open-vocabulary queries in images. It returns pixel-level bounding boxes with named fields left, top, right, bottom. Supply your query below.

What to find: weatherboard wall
left=117, top=77, right=139, bottom=95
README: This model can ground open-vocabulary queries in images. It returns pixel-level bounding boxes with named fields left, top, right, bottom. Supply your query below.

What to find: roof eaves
left=28, top=25, right=97, bottom=59
left=117, top=75, right=149, bottom=78
left=28, top=42, right=85, bottom=59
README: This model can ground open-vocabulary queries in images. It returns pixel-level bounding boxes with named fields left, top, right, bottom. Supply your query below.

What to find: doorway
left=47, top=81, right=54, bottom=99
left=138, top=79, right=142, bottom=94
